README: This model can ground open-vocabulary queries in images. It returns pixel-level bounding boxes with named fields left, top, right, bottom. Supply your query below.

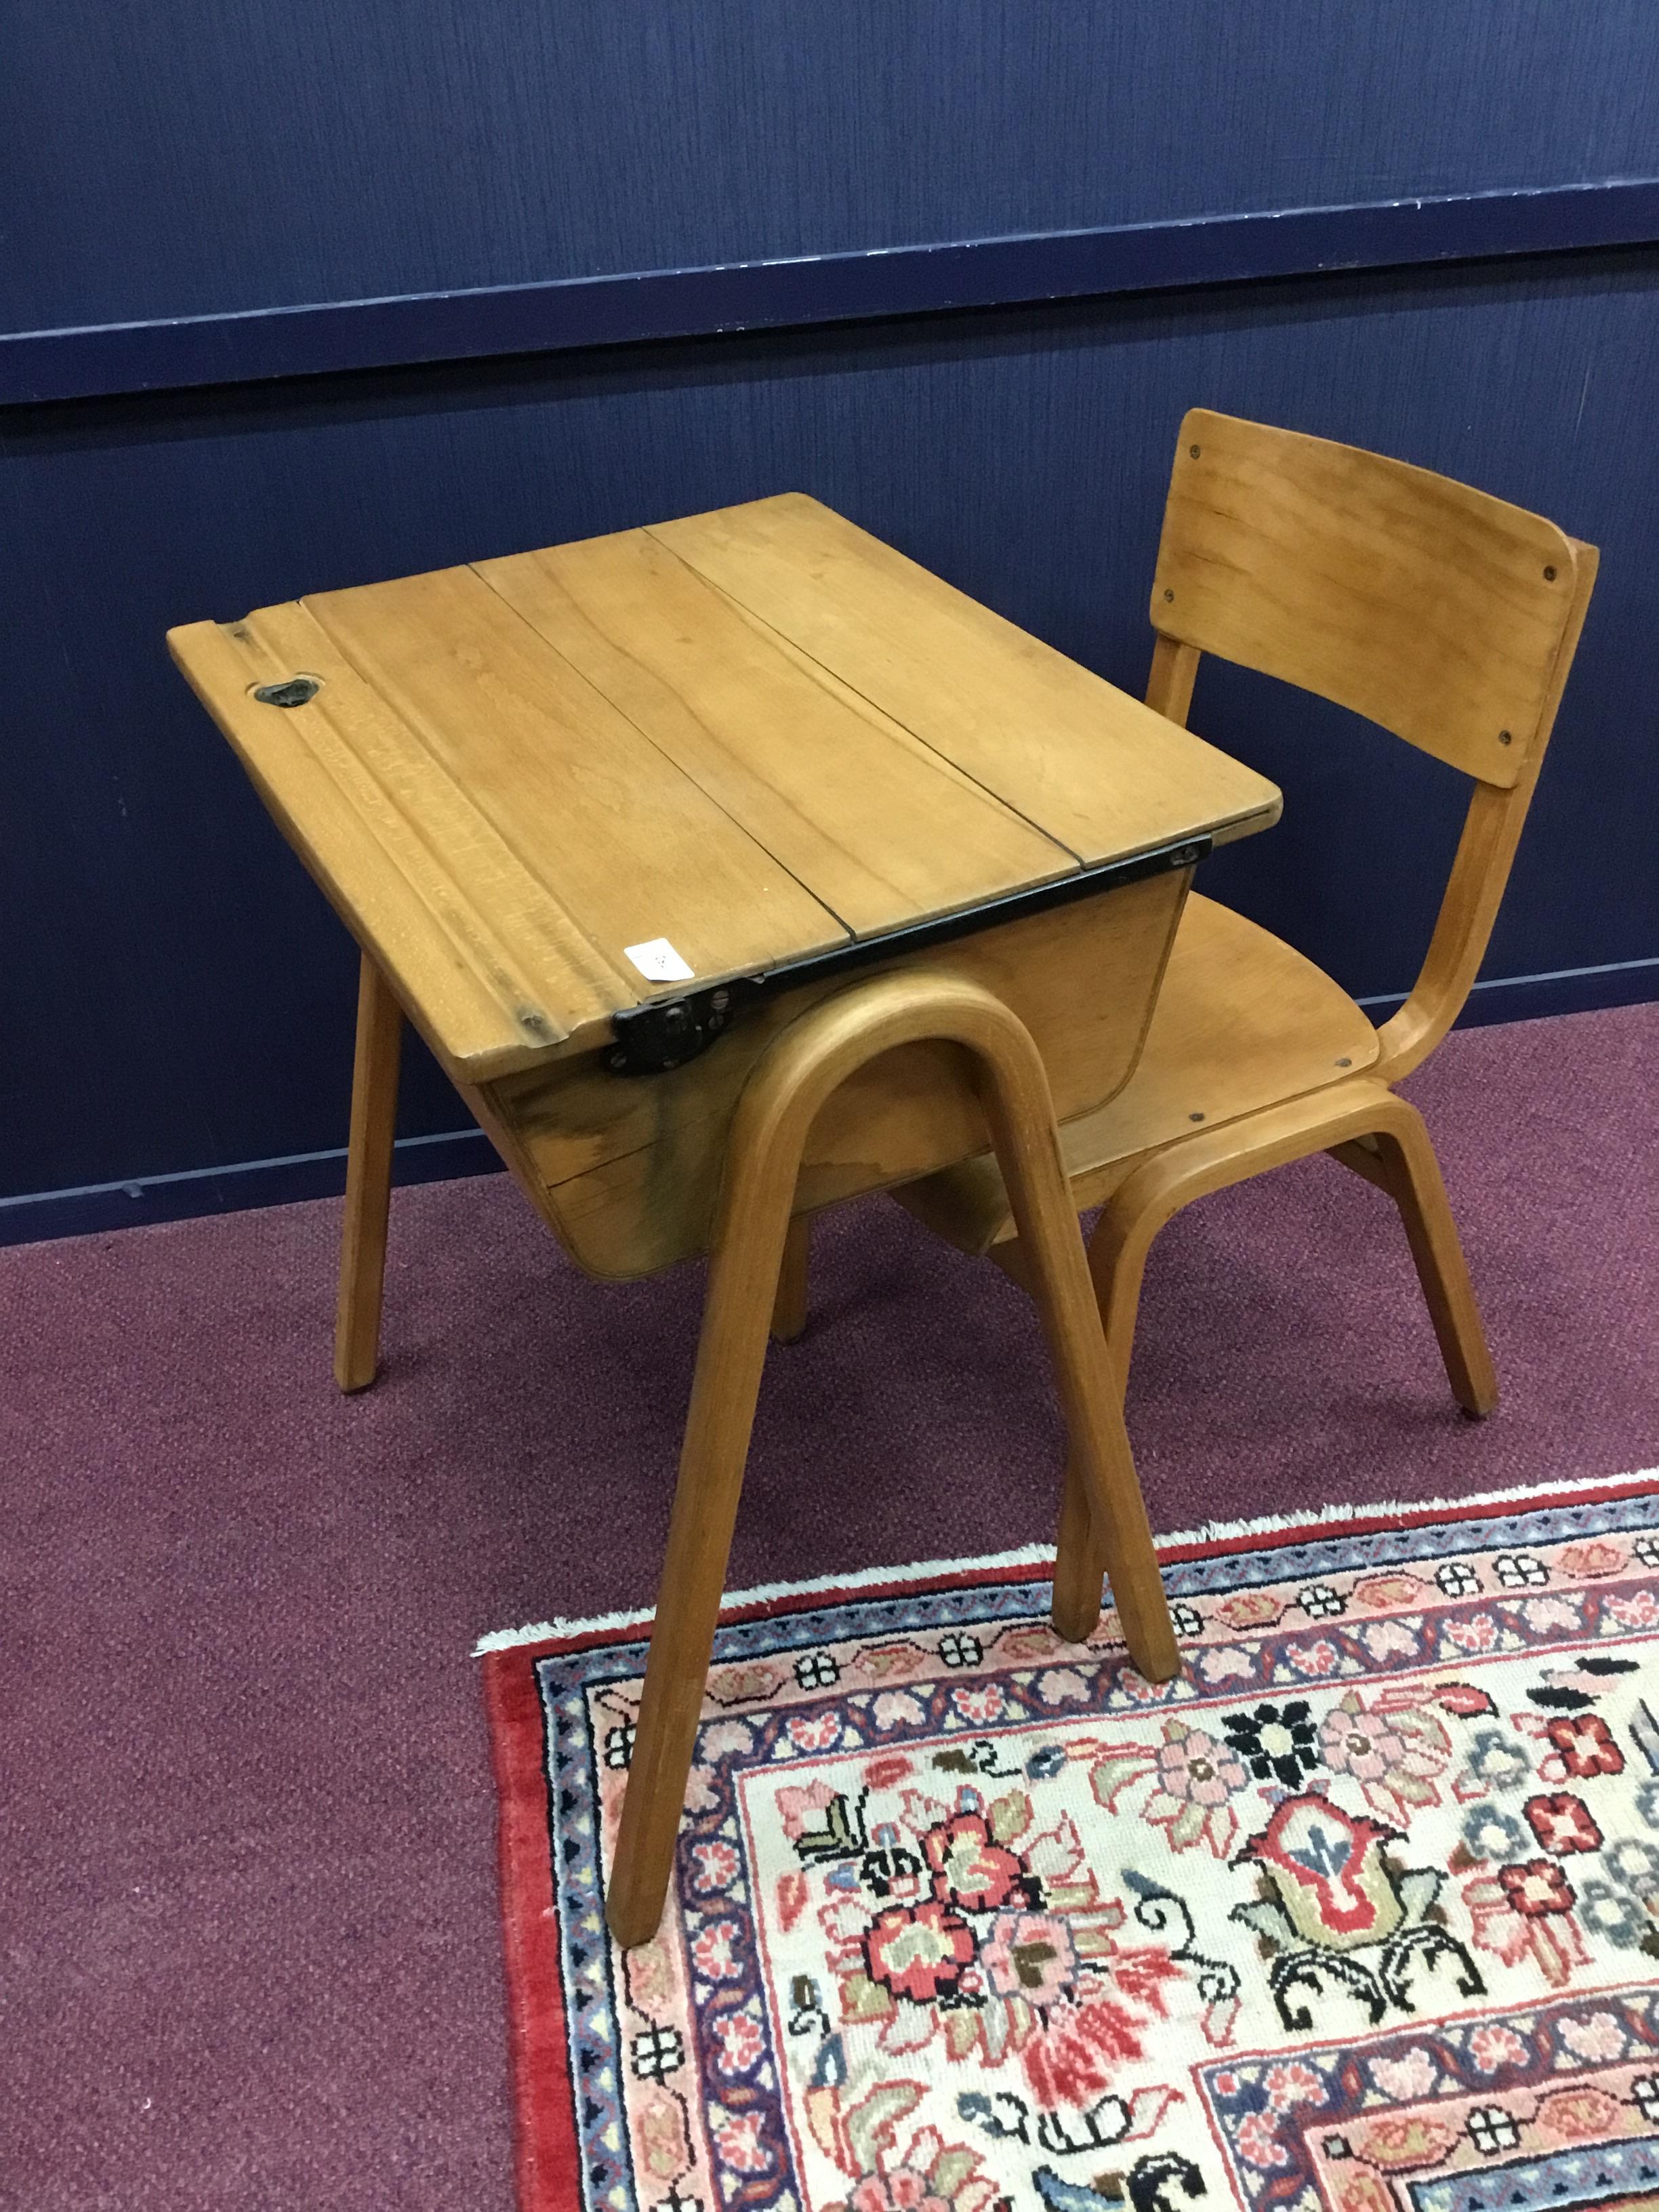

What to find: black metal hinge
left=605, top=834, right=1208, bottom=1076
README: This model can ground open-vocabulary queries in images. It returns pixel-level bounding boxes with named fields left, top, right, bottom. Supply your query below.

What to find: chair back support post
left=1372, top=539, right=1598, bottom=1082
left=1145, top=634, right=1200, bottom=726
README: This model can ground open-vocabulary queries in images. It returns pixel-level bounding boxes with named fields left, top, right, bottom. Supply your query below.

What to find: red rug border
left=485, top=1640, right=578, bottom=2212
left=480, top=1471, right=1656, bottom=2212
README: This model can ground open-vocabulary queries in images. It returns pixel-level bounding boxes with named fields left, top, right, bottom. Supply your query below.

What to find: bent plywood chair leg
left=989, top=1199, right=1178, bottom=1656
left=770, top=1214, right=811, bottom=1343
left=983, top=1051, right=1179, bottom=1694
left=1333, top=1104, right=1498, bottom=1417
left=334, top=951, right=403, bottom=1393
left=1048, top=1080, right=1434, bottom=1639
left=1049, top=1465, right=1103, bottom=1644
left=1050, top=1181, right=1164, bottom=1644
left=605, top=966, right=1176, bottom=1948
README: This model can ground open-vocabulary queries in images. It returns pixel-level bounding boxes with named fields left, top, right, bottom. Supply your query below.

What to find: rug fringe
left=1157, top=1464, right=1657, bottom=1549
left=472, top=1463, right=1656, bottom=1655
left=472, top=1542, right=1057, bottom=1654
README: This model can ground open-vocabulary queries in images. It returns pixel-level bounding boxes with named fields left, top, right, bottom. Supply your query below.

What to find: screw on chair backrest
left=1142, top=409, right=1599, bottom=1079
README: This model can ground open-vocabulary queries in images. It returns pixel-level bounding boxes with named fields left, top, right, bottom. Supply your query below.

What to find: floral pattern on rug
left=499, top=1491, right=1659, bottom=2212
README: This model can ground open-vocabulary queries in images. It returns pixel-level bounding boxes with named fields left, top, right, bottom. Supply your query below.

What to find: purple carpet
left=3, top=1004, right=1655, bottom=2209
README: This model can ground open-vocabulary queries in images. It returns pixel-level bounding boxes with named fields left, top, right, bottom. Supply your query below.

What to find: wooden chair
left=881, top=409, right=1597, bottom=1637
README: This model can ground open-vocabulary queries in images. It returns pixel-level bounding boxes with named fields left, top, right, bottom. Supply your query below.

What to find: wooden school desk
left=169, top=492, right=1280, bottom=1941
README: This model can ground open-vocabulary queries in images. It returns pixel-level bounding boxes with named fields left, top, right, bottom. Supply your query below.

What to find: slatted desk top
left=169, top=493, right=1281, bottom=1081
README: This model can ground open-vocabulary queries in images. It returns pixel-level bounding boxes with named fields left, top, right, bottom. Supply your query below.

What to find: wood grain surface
left=171, top=498, right=1273, bottom=1086
left=1151, top=411, right=1580, bottom=787
left=474, top=526, right=1072, bottom=932
left=655, top=495, right=1280, bottom=861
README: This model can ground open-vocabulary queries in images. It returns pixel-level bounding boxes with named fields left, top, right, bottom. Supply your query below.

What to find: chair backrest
left=1150, top=409, right=1584, bottom=787
left=1143, top=409, right=1598, bottom=1080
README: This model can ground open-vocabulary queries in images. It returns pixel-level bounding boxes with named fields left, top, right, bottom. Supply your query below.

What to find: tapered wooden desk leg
left=771, top=1215, right=811, bottom=1343
left=606, top=968, right=1176, bottom=1947
left=605, top=1157, right=795, bottom=1947
left=334, top=951, right=403, bottom=1393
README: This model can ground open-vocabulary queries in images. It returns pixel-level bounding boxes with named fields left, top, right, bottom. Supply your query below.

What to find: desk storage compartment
left=464, top=867, right=1190, bottom=1279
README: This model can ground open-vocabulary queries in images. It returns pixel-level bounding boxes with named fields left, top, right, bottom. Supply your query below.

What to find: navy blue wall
left=3, top=4, right=1656, bottom=1236
left=9, top=0, right=1658, bottom=327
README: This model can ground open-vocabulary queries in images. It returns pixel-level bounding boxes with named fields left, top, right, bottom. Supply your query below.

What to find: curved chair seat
left=893, top=890, right=1378, bottom=1255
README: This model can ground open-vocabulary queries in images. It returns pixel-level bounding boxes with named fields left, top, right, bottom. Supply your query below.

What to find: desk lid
left=169, top=494, right=1279, bottom=1079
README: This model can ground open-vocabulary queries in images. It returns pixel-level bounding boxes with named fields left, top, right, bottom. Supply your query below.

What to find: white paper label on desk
left=624, top=937, right=696, bottom=983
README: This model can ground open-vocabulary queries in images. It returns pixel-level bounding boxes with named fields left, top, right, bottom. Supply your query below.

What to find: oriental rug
left=481, top=1473, right=1659, bottom=2212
